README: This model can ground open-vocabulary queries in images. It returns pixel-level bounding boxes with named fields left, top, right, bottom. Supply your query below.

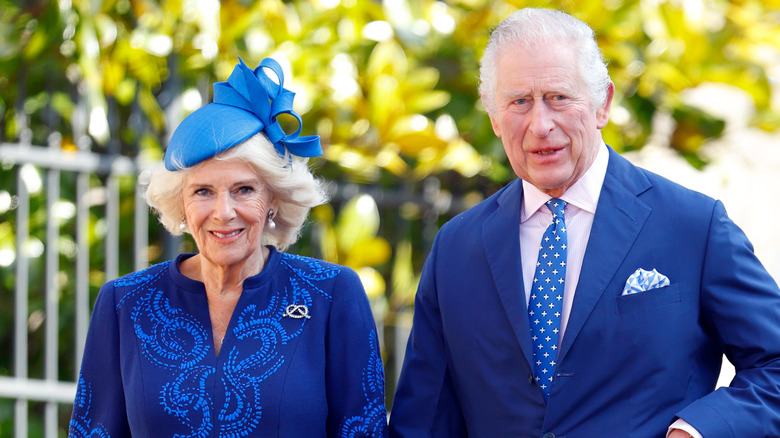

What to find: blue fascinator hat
left=164, top=57, right=322, bottom=171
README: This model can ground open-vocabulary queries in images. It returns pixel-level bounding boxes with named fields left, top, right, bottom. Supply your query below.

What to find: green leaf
left=336, top=194, right=380, bottom=253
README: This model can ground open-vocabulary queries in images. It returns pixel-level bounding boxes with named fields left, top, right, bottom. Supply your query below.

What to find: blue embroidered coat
left=69, top=247, right=388, bottom=437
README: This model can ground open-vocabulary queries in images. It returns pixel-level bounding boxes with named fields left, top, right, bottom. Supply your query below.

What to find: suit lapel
left=482, top=180, right=536, bottom=368
left=557, top=150, right=653, bottom=362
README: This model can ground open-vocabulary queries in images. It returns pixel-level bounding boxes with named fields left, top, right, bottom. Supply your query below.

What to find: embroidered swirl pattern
left=139, top=254, right=327, bottom=437
left=69, top=376, right=111, bottom=437
left=133, top=287, right=210, bottom=370
left=338, top=332, right=388, bottom=437
left=70, top=252, right=382, bottom=437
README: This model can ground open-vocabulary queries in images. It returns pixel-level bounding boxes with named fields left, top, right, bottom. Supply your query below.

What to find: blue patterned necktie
left=529, top=198, right=567, bottom=401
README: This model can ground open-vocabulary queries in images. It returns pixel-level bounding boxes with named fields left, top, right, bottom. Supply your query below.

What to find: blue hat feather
left=165, top=57, right=322, bottom=171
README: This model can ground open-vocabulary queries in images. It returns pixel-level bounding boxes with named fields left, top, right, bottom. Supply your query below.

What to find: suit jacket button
left=528, top=373, right=535, bottom=384
left=541, top=434, right=555, bottom=438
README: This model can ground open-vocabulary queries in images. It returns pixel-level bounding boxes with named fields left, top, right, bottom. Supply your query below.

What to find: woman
left=69, top=57, right=388, bottom=437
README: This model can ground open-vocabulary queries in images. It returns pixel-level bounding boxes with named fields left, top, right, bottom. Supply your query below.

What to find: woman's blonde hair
left=144, top=132, right=327, bottom=251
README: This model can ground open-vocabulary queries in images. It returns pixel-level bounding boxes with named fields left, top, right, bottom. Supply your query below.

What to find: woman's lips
left=211, top=229, right=242, bottom=238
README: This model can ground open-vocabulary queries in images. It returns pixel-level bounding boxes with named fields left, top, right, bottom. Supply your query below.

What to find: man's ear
left=596, top=81, right=615, bottom=129
left=489, top=114, right=502, bottom=138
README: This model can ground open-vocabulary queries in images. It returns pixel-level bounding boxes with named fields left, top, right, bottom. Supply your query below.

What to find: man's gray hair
left=478, top=8, right=611, bottom=116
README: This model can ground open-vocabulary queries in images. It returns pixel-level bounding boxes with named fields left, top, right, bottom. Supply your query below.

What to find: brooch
left=283, top=304, right=311, bottom=319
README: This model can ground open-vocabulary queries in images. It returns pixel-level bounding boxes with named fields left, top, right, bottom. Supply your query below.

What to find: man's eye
left=515, top=98, right=527, bottom=105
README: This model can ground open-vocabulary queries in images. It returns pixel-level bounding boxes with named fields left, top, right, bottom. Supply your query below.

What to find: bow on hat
left=165, top=57, right=322, bottom=171
left=215, top=57, right=322, bottom=158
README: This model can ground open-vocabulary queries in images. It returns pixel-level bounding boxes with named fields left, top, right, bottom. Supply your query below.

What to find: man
left=389, top=8, right=780, bottom=438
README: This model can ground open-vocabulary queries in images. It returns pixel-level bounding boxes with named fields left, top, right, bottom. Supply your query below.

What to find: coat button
left=541, top=433, right=555, bottom=438
left=528, top=373, right=535, bottom=384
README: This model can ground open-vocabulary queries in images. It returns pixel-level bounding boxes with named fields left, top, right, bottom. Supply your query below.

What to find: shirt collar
left=521, top=141, right=608, bottom=222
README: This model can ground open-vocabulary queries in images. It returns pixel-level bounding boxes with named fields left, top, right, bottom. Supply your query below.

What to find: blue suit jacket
left=389, top=147, right=780, bottom=438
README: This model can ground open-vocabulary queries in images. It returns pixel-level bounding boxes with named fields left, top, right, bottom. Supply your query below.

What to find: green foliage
left=0, top=0, right=778, bottom=434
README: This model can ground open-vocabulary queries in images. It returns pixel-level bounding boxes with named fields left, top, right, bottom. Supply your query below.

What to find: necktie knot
left=546, top=198, right=566, bottom=219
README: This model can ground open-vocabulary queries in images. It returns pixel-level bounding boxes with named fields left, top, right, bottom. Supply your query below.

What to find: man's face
left=488, top=41, right=613, bottom=197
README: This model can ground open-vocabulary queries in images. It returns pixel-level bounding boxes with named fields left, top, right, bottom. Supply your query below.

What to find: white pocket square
left=622, top=268, right=670, bottom=295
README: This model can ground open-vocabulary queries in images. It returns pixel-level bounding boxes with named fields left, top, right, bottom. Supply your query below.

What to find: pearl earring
left=180, top=220, right=187, bottom=232
left=267, top=209, right=276, bottom=230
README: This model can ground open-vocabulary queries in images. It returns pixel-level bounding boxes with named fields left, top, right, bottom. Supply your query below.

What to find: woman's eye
left=237, top=186, right=255, bottom=195
left=194, top=188, right=209, bottom=196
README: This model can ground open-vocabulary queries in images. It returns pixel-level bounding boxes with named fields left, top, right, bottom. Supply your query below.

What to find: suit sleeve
left=676, top=200, right=780, bottom=437
left=68, top=282, right=132, bottom=437
left=325, top=267, right=389, bottom=438
left=389, top=236, right=468, bottom=438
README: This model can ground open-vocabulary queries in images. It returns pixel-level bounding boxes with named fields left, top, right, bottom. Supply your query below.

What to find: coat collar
left=557, top=148, right=652, bottom=362
left=483, top=179, right=537, bottom=366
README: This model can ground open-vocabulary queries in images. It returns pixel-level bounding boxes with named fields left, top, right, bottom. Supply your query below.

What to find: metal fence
left=0, top=117, right=150, bottom=436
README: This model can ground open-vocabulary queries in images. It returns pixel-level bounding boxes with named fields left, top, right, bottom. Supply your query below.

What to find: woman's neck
left=179, top=246, right=269, bottom=297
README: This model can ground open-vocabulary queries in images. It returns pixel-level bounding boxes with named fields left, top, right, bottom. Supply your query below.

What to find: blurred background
left=1, top=0, right=779, bottom=435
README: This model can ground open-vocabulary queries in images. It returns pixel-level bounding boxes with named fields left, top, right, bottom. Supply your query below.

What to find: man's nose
left=528, top=102, right=555, bottom=137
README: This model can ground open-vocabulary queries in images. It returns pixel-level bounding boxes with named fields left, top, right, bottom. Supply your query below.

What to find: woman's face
left=182, top=158, right=274, bottom=272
